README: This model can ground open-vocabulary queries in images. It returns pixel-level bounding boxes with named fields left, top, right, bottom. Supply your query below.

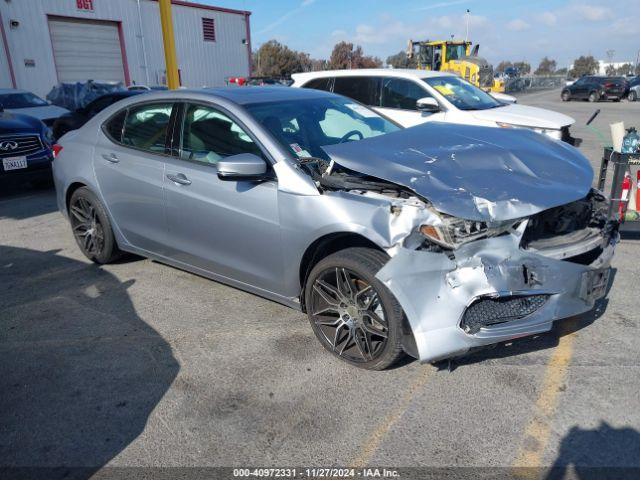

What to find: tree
left=495, top=61, right=513, bottom=73
left=636, top=64, right=640, bottom=76
left=535, top=57, right=557, bottom=75
left=605, top=64, right=616, bottom=76
left=570, top=55, right=599, bottom=78
left=556, top=67, right=568, bottom=76
left=252, top=40, right=313, bottom=77
left=615, top=63, right=634, bottom=76
left=328, top=41, right=382, bottom=70
left=513, top=61, right=531, bottom=75
left=386, top=50, right=416, bottom=69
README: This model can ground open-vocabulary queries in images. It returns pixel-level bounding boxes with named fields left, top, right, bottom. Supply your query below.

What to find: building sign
left=76, top=0, right=94, bottom=11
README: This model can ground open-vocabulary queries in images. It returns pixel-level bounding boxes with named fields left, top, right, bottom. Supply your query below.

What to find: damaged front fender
left=376, top=223, right=616, bottom=363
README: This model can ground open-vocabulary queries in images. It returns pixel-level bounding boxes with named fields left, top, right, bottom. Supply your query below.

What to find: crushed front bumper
left=376, top=223, right=617, bottom=363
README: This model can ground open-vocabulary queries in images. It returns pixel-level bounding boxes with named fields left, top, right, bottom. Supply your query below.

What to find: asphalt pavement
left=1, top=89, right=639, bottom=478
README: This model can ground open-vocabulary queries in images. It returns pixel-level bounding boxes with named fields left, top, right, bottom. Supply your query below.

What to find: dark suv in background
left=0, top=108, right=54, bottom=185
left=52, top=90, right=145, bottom=139
left=561, top=76, right=629, bottom=102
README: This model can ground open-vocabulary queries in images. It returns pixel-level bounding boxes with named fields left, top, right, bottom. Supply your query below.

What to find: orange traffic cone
left=636, top=170, right=640, bottom=213
left=619, top=172, right=631, bottom=220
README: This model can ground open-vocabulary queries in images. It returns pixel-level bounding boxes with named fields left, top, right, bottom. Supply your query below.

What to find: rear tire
left=588, top=91, right=599, bottom=102
left=68, top=187, right=121, bottom=264
left=304, top=247, right=406, bottom=370
left=629, top=91, right=637, bottom=102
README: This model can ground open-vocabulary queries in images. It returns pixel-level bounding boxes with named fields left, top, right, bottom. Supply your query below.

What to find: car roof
left=142, top=86, right=337, bottom=105
left=291, top=68, right=455, bottom=83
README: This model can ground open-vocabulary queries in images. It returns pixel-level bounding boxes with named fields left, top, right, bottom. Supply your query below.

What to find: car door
left=94, top=101, right=174, bottom=253
left=377, top=77, right=445, bottom=127
left=571, top=77, right=588, bottom=99
left=162, top=102, right=283, bottom=292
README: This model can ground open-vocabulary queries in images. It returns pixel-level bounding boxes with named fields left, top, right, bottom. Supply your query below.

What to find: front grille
left=461, top=294, right=549, bottom=333
left=0, top=134, right=44, bottom=158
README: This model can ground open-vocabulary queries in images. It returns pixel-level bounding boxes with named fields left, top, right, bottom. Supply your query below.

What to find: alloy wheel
left=70, top=197, right=105, bottom=258
left=309, top=267, right=389, bottom=363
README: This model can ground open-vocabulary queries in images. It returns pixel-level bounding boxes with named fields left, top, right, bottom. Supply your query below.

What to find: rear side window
left=103, top=109, right=127, bottom=143
left=381, top=78, right=430, bottom=110
left=122, top=103, right=173, bottom=154
left=303, top=77, right=333, bottom=91
left=333, top=76, right=381, bottom=106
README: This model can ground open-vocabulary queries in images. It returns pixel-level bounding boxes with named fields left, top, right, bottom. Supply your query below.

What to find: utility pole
left=159, top=0, right=180, bottom=89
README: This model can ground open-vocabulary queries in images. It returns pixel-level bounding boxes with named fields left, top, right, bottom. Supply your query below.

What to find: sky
left=204, top=0, right=639, bottom=68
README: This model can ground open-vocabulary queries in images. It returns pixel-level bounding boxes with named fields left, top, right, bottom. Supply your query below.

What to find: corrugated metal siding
left=0, top=0, right=250, bottom=96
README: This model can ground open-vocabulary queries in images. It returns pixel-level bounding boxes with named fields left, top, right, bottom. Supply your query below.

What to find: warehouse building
left=0, top=0, right=252, bottom=96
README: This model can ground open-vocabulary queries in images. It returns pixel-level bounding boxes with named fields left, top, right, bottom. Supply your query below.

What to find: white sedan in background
left=292, top=69, right=576, bottom=143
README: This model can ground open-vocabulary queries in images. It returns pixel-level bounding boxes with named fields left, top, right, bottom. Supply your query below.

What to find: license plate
left=579, top=268, right=610, bottom=302
left=2, top=156, right=27, bottom=171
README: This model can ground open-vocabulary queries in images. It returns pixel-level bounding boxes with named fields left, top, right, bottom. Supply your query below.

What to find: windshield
left=423, top=76, right=502, bottom=111
left=445, top=44, right=466, bottom=61
left=245, top=97, right=400, bottom=160
left=0, top=92, right=48, bottom=109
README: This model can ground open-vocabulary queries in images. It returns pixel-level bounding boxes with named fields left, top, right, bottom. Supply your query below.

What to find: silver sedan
left=52, top=87, right=617, bottom=369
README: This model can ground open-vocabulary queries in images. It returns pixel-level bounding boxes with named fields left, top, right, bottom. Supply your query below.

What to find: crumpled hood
left=472, top=103, right=574, bottom=129
left=322, top=122, right=593, bottom=221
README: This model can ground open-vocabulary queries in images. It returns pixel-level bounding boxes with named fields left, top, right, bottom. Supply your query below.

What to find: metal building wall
left=0, top=0, right=251, bottom=97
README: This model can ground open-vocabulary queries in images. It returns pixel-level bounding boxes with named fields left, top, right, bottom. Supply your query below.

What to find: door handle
left=166, top=173, right=192, bottom=185
left=101, top=153, right=119, bottom=163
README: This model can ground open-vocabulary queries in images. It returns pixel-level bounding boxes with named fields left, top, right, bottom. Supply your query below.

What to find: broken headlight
left=419, top=214, right=518, bottom=249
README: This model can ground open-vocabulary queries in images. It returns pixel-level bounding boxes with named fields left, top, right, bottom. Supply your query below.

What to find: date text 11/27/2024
left=233, top=468, right=400, bottom=478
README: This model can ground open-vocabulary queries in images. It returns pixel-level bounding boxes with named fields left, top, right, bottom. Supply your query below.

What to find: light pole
left=159, top=0, right=180, bottom=89
left=465, top=9, right=470, bottom=43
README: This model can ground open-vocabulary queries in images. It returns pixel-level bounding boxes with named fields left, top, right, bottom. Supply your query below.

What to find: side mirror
left=416, top=97, right=440, bottom=112
left=217, top=153, right=267, bottom=181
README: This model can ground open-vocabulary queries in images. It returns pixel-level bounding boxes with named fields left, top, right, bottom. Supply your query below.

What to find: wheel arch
left=65, top=181, right=88, bottom=212
left=298, top=232, right=385, bottom=312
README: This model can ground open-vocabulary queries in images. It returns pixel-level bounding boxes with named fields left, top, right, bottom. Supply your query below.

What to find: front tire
left=68, top=187, right=121, bottom=264
left=561, top=91, right=571, bottom=101
left=588, top=91, right=600, bottom=102
left=629, top=91, right=637, bottom=102
left=304, top=248, right=406, bottom=370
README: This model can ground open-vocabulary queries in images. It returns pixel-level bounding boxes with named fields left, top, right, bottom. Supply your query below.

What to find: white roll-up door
left=48, top=17, right=125, bottom=83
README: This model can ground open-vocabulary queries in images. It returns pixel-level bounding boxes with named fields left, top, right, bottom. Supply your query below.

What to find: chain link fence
left=504, top=75, right=565, bottom=93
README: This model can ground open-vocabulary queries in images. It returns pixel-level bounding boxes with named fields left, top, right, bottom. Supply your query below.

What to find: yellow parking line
left=512, top=319, right=578, bottom=477
left=351, top=366, right=434, bottom=468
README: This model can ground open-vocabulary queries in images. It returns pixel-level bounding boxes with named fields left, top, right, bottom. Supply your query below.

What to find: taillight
left=604, top=83, right=615, bottom=88
left=52, top=144, right=63, bottom=158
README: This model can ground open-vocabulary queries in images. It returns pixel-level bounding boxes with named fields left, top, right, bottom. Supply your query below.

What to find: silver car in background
left=52, top=87, right=617, bottom=369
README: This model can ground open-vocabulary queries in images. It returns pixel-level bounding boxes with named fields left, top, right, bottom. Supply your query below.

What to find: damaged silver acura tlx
left=54, top=88, right=617, bottom=370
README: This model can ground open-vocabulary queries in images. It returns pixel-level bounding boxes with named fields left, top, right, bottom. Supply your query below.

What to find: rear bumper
left=376, top=222, right=617, bottom=363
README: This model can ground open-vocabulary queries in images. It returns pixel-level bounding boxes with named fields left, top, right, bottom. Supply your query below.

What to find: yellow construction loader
left=407, top=39, right=505, bottom=93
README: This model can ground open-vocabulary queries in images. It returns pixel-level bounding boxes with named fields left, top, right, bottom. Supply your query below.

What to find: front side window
left=333, top=77, right=381, bottom=106
left=180, top=103, right=262, bottom=164
left=381, top=78, right=431, bottom=110
left=121, top=103, right=173, bottom=153
left=245, top=96, right=400, bottom=160
left=423, top=76, right=502, bottom=111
